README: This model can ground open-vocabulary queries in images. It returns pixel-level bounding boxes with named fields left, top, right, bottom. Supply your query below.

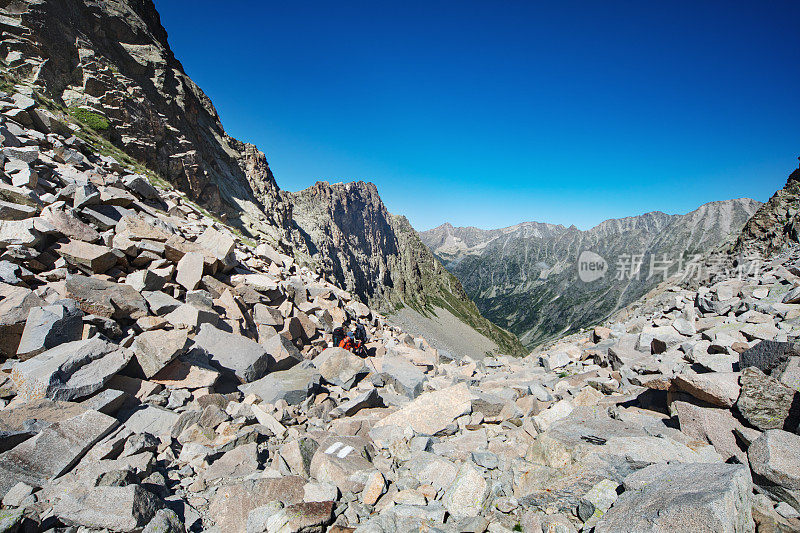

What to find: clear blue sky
left=155, top=1, right=799, bottom=231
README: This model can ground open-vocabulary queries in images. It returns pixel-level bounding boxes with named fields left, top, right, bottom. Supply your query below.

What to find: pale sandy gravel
left=387, top=305, right=499, bottom=361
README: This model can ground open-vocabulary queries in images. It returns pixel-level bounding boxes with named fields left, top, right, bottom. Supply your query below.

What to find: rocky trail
left=0, top=87, right=799, bottom=533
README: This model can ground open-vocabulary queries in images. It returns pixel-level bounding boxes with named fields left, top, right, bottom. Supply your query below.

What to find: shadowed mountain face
left=420, top=198, right=762, bottom=347
left=291, top=181, right=526, bottom=356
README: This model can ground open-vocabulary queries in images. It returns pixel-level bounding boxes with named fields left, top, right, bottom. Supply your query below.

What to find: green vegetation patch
left=68, top=106, right=109, bottom=131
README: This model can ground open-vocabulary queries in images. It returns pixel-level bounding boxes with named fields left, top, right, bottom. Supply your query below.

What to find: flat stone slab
left=238, top=363, right=321, bottom=405
left=594, top=463, right=753, bottom=533
left=373, top=383, right=472, bottom=436
left=11, top=337, right=132, bottom=401
left=65, top=275, right=148, bottom=319
left=0, top=409, right=118, bottom=497
left=193, top=323, right=270, bottom=382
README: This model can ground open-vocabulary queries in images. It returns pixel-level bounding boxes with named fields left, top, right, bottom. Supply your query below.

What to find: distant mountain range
left=419, top=198, right=762, bottom=347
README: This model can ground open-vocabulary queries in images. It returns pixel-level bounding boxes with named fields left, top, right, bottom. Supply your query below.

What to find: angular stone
left=142, top=509, right=184, bottom=533
left=54, top=484, right=162, bottom=532
left=203, top=442, right=259, bottom=483
left=361, top=471, right=386, bottom=505
left=193, top=324, right=270, bottom=383
left=737, top=366, right=800, bottom=431
left=309, top=436, right=375, bottom=492
left=238, top=363, right=322, bottom=405
left=142, top=290, right=181, bottom=315
left=196, top=226, right=235, bottom=263
left=163, top=303, right=217, bottom=330
left=541, top=350, right=571, bottom=372
left=125, top=269, right=166, bottom=292
left=443, top=462, right=487, bottom=518
left=329, top=388, right=383, bottom=418
left=16, top=301, right=84, bottom=360
left=672, top=371, right=741, bottom=408
left=117, top=214, right=172, bottom=241
left=123, top=174, right=159, bottom=200
left=251, top=404, right=287, bottom=437
left=312, top=347, right=368, bottom=390
left=740, top=340, right=800, bottom=376
left=176, top=251, right=204, bottom=291
left=0, top=286, right=44, bottom=358
left=43, top=206, right=99, bottom=242
left=280, top=438, right=320, bottom=477
left=380, top=355, right=427, bottom=398
left=0, top=199, right=37, bottom=221
left=123, top=405, right=180, bottom=438
left=674, top=401, right=748, bottom=463
left=207, top=477, right=305, bottom=533
left=0, top=410, right=118, bottom=497
left=261, top=333, right=303, bottom=371
left=532, top=399, right=574, bottom=432
left=11, top=337, right=132, bottom=401
left=0, top=219, right=38, bottom=248
left=151, top=353, right=220, bottom=389
left=132, top=329, right=191, bottom=378
left=594, top=463, right=753, bottom=533
left=748, top=430, right=800, bottom=511
left=374, top=383, right=472, bottom=436
left=65, top=275, right=148, bottom=319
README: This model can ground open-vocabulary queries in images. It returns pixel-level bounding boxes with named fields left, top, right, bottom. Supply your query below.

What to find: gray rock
left=123, top=174, right=160, bottom=200
left=0, top=409, right=118, bottom=497
left=239, top=363, right=321, bottom=405
left=123, top=405, right=181, bottom=438
left=132, top=329, right=190, bottom=378
left=11, top=337, right=132, bottom=401
left=176, top=251, right=204, bottom=291
left=142, top=508, right=184, bottom=533
left=748, top=430, right=800, bottom=512
left=15, top=300, right=84, bottom=359
left=329, top=388, right=383, bottom=417
left=0, top=509, right=23, bottom=532
left=126, top=269, right=166, bottom=292
left=55, top=484, right=162, bottom=532
left=594, top=463, right=753, bottom=533
left=736, top=366, right=800, bottom=431
left=163, top=303, right=218, bottom=330
left=740, top=340, right=800, bottom=376
left=142, top=290, right=182, bottom=314
left=380, top=355, right=426, bottom=398
left=65, top=275, right=149, bottom=319
left=373, top=383, right=472, bottom=436
left=312, top=347, right=368, bottom=389
left=261, top=333, right=303, bottom=372
left=442, top=461, right=487, bottom=518
left=207, top=476, right=305, bottom=533
left=194, top=323, right=271, bottom=382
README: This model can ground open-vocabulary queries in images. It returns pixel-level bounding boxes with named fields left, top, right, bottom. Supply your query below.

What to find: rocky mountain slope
left=421, top=198, right=761, bottom=347
left=291, top=181, right=523, bottom=357
left=735, top=158, right=800, bottom=255
left=0, top=0, right=523, bottom=357
left=0, top=91, right=798, bottom=531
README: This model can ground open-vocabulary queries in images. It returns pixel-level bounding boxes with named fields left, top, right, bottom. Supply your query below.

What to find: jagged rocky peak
left=736, top=158, right=800, bottom=255
left=0, top=0, right=289, bottom=237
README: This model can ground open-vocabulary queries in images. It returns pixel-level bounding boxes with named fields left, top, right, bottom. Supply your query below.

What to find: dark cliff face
left=735, top=162, right=800, bottom=256
left=0, top=0, right=291, bottom=236
left=291, top=181, right=526, bottom=356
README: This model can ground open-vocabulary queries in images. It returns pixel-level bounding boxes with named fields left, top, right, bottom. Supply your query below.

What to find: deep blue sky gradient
left=154, top=1, right=800, bottom=230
